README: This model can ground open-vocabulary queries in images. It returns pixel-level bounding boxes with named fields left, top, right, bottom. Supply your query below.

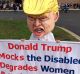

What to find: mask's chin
left=33, top=28, right=45, bottom=38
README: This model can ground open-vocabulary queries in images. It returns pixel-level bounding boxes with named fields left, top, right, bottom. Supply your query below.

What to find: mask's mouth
left=33, top=28, right=44, bottom=37
left=34, top=28, right=44, bottom=33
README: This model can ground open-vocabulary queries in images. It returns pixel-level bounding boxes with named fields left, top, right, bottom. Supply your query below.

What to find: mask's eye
left=27, top=16, right=34, bottom=21
left=40, top=17, right=49, bottom=21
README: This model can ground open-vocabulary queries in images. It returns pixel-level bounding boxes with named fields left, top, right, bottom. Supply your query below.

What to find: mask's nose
left=34, top=19, right=41, bottom=26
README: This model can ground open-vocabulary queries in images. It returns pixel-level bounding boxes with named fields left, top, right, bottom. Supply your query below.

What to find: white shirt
left=29, top=32, right=55, bottom=42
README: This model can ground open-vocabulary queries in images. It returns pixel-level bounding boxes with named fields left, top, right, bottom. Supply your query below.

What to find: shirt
left=29, top=32, right=55, bottom=42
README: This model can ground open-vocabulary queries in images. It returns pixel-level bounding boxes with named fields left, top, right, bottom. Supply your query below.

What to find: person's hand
left=56, top=40, right=60, bottom=43
left=21, top=39, right=26, bottom=42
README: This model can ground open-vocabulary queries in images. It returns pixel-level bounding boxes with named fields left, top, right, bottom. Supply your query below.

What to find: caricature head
left=23, top=0, right=59, bottom=38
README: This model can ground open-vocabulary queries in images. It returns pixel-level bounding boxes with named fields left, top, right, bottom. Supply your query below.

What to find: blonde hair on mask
left=23, top=0, right=59, bottom=15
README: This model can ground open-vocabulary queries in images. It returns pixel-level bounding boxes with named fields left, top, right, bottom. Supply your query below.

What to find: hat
left=23, top=0, right=59, bottom=15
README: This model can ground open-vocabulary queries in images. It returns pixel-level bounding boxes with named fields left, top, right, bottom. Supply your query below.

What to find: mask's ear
left=54, top=12, right=59, bottom=22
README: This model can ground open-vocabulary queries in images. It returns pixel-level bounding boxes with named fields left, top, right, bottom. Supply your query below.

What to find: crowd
left=60, top=3, right=80, bottom=10
left=0, top=1, right=22, bottom=11
left=59, top=3, right=80, bottom=13
left=0, top=1, right=80, bottom=11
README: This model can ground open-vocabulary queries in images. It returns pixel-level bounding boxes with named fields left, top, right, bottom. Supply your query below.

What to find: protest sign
left=0, top=40, right=80, bottom=74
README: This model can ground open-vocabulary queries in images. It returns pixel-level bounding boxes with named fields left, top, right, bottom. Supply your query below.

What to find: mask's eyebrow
left=38, top=12, right=50, bottom=18
left=27, top=13, right=49, bottom=19
left=27, top=15, right=34, bottom=18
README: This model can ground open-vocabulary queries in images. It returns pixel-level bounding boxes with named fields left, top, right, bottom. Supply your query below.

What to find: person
left=23, top=0, right=59, bottom=42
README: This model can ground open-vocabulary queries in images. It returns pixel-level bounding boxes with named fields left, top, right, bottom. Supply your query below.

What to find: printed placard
left=0, top=40, right=80, bottom=74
